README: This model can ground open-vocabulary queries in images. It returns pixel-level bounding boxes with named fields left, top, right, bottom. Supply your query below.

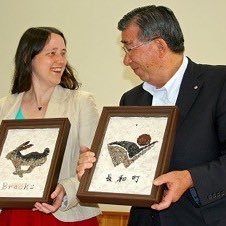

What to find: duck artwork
left=107, top=134, right=158, bottom=168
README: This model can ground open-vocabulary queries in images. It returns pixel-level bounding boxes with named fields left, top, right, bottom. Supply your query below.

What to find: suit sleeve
left=59, top=92, right=99, bottom=210
left=190, top=79, right=226, bottom=206
left=119, top=93, right=126, bottom=106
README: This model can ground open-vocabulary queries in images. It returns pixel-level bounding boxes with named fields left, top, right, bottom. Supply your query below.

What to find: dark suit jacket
left=120, top=59, right=226, bottom=226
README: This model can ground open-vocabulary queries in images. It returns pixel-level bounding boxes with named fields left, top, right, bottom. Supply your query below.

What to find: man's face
left=121, top=24, right=163, bottom=87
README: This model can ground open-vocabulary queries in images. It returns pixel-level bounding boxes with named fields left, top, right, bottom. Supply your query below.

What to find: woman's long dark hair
left=11, top=27, right=79, bottom=94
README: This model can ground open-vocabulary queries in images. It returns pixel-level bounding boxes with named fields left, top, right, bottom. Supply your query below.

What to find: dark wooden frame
left=77, top=106, right=179, bottom=207
left=0, top=118, right=70, bottom=208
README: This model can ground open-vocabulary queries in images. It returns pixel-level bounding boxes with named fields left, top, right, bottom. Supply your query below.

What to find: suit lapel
left=138, top=89, right=153, bottom=105
left=176, top=59, right=204, bottom=128
left=125, top=83, right=153, bottom=106
left=45, top=86, right=68, bottom=118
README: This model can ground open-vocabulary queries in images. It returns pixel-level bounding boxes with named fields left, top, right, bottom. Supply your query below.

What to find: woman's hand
left=33, top=184, right=65, bottom=213
left=76, top=145, right=96, bottom=181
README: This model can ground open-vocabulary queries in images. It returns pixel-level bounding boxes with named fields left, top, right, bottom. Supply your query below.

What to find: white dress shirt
left=143, top=56, right=188, bottom=106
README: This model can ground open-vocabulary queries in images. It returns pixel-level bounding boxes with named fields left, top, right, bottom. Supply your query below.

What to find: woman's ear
left=23, top=55, right=28, bottom=64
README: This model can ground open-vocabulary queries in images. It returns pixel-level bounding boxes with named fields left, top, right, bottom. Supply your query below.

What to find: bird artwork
left=107, top=134, right=158, bottom=168
left=6, top=141, right=50, bottom=177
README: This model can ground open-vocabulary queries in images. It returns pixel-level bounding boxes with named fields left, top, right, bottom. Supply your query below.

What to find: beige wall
left=0, top=0, right=226, bottom=212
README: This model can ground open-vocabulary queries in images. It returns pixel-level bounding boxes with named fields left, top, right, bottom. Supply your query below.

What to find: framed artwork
left=77, top=106, right=179, bottom=207
left=0, top=118, right=70, bottom=208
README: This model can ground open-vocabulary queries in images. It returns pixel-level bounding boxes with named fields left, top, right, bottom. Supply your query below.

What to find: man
left=77, top=5, right=226, bottom=226
left=117, top=5, right=226, bottom=226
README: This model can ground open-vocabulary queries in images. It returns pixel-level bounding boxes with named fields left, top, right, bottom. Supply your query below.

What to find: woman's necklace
left=36, top=101, right=48, bottom=111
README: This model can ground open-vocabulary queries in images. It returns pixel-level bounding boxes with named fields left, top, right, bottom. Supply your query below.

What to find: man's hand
left=76, top=145, right=96, bottom=181
left=151, top=170, right=193, bottom=210
left=33, top=184, right=65, bottom=213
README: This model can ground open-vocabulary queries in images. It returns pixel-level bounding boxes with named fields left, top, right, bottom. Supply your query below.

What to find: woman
left=0, top=27, right=101, bottom=225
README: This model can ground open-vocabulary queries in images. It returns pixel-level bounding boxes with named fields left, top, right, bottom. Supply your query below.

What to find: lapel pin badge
left=194, top=85, right=198, bottom=90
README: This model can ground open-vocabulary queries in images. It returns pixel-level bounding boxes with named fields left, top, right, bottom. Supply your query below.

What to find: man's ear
left=154, top=38, right=168, bottom=58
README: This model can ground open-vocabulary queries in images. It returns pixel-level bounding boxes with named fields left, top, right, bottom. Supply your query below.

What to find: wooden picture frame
left=0, top=118, right=70, bottom=208
left=77, top=106, right=179, bottom=207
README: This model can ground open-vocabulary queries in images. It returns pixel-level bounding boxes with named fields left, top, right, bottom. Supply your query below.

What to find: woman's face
left=31, top=33, right=67, bottom=89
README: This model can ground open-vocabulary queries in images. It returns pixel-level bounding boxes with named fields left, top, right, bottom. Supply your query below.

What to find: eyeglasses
left=122, top=43, right=146, bottom=55
left=122, top=37, right=159, bottom=55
